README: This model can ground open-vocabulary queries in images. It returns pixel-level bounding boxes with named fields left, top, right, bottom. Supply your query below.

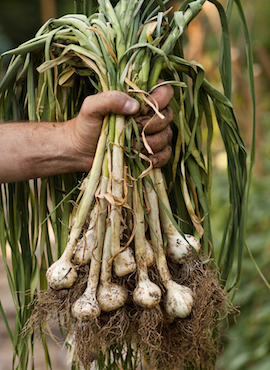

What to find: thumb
left=80, top=91, right=140, bottom=122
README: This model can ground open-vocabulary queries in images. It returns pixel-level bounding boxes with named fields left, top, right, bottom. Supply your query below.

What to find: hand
left=134, top=82, right=174, bottom=167
left=68, top=91, right=140, bottom=171
left=0, top=84, right=173, bottom=183
left=68, top=83, right=174, bottom=171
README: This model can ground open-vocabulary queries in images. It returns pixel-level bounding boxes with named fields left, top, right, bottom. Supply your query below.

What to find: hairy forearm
left=0, top=121, right=91, bottom=183
left=0, top=87, right=173, bottom=183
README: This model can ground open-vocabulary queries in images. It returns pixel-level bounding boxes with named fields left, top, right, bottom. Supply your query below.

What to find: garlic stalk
left=144, top=172, right=193, bottom=318
left=144, top=238, right=155, bottom=267
left=71, top=175, right=108, bottom=321
left=154, top=168, right=200, bottom=264
left=110, top=115, right=136, bottom=277
left=72, top=205, right=97, bottom=265
left=97, top=225, right=128, bottom=312
left=126, top=172, right=134, bottom=233
left=127, top=176, right=154, bottom=267
left=46, top=115, right=108, bottom=290
left=132, top=180, right=161, bottom=309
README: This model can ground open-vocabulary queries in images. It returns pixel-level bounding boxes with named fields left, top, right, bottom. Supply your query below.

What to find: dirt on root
left=25, top=258, right=232, bottom=370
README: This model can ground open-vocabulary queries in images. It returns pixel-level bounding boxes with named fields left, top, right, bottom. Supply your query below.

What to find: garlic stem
left=97, top=225, right=128, bottom=312
left=46, top=115, right=108, bottom=290
left=154, top=168, right=200, bottom=264
left=71, top=175, right=108, bottom=321
left=126, top=173, right=134, bottom=235
left=72, top=205, right=97, bottom=265
left=144, top=238, right=155, bottom=267
left=132, top=180, right=161, bottom=309
left=111, top=115, right=136, bottom=277
left=144, top=171, right=193, bottom=318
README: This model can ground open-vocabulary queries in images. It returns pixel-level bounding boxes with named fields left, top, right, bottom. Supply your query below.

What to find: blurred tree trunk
left=40, top=0, right=57, bottom=23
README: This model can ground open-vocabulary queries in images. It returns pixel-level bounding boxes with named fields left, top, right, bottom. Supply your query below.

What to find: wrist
left=65, top=118, right=95, bottom=173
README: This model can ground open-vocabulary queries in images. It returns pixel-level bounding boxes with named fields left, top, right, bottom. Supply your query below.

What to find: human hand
left=68, top=83, right=174, bottom=172
left=134, top=82, right=174, bottom=168
left=0, top=83, right=173, bottom=183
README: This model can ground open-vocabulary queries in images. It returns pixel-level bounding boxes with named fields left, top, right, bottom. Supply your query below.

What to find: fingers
left=71, top=86, right=174, bottom=171
left=133, top=125, right=173, bottom=154
left=135, top=105, right=173, bottom=135
left=133, top=81, right=174, bottom=168
left=150, top=145, right=172, bottom=168
left=71, top=91, right=141, bottom=159
left=80, top=91, right=140, bottom=123
left=141, top=80, right=174, bottom=114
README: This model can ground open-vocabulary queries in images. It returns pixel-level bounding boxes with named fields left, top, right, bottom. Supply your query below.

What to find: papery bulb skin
left=113, top=247, right=136, bottom=277
left=145, top=239, right=155, bottom=267
left=71, top=293, right=101, bottom=321
left=97, top=282, right=128, bottom=312
left=165, top=280, right=193, bottom=318
left=46, top=259, right=77, bottom=290
left=133, top=279, right=161, bottom=309
left=72, top=230, right=95, bottom=265
left=167, top=234, right=200, bottom=264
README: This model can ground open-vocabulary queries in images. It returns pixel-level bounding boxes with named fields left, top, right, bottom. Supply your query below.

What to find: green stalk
left=132, top=175, right=161, bottom=309
left=72, top=171, right=108, bottom=320
left=133, top=179, right=148, bottom=281
left=144, top=171, right=194, bottom=318
left=0, top=55, right=24, bottom=95
left=110, top=115, right=136, bottom=277
left=68, top=115, right=108, bottom=254
left=143, top=172, right=171, bottom=284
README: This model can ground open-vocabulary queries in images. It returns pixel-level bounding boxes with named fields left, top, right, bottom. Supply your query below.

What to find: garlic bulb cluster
left=46, top=167, right=200, bottom=321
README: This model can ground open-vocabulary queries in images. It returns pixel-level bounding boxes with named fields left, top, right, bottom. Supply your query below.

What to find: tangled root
left=70, top=320, right=100, bottom=366
left=27, top=259, right=231, bottom=369
left=130, top=305, right=164, bottom=351
left=25, top=266, right=89, bottom=334
left=98, top=307, right=130, bottom=347
left=148, top=259, right=231, bottom=369
left=68, top=308, right=130, bottom=366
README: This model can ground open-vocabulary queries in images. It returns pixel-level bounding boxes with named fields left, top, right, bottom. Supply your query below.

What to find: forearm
left=0, top=121, right=91, bottom=183
left=0, top=87, right=173, bottom=184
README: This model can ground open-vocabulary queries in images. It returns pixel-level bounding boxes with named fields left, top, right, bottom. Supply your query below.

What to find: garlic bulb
left=132, top=181, right=161, bottom=309
left=46, top=257, right=77, bottom=290
left=113, top=247, right=136, bottom=277
left=164, top=280, right=193, bottom=318
left=72, top=290, right=101, bottom=321
left=97, top=282, right=128, bottom=312
left=166, top=234, right=201, bottom=264
left=72, top=176, right=108, bottom=321
left=97, top=226, right=128, bottom=312
left=154, top=168, right=200, bottom=263
left=133, top=278, right=161, bottom=309
left=144, top=172, right=194, bottom=319
left=110, top=116, right=136, bottom=277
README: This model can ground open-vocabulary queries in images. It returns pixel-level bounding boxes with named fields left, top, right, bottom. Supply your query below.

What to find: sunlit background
left=0, top=1, right=270, bottom=369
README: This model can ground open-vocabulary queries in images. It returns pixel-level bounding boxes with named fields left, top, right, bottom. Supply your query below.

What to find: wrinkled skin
left=0, top=82, right=174, bottom=183
left=70, top=81, right=174, bottom=171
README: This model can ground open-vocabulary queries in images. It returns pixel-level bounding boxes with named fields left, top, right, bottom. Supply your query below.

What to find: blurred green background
left=0, top=1, right=270, bottom=369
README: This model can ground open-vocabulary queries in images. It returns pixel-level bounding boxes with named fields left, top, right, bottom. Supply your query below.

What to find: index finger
left=142, top=80, right=174, bottom=115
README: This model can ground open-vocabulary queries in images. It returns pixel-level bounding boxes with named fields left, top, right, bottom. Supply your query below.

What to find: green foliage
left=212, top=172, right=270, bottom=370
left=0, top=0, right=263, bottom=369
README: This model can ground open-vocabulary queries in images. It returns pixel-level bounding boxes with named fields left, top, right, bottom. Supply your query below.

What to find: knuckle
left=152, top=145, right=172, bottom=168
left=167, top=105, right=174, bottom=121
left=167, top=126, right=173, bottom=142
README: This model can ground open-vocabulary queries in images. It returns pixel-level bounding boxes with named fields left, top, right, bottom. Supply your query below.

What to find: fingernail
left=123, top=99, right=140, bottom=114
